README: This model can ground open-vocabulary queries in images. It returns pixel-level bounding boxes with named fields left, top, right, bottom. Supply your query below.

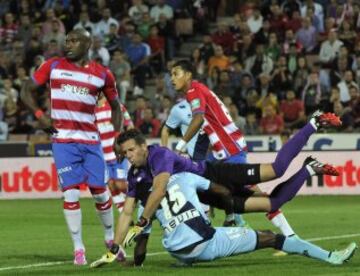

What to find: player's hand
left=123, top=225, right=144, bottom=248
left=38, top=114, right=58, bottom=134
left=90, top=251, right=117, bottom=268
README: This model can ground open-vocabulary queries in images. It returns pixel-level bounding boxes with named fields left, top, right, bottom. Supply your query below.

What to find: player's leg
left=107, top=159, right=128, bottom=213
left=52, top=143, right=87, bottom=265
left=83, top=144, right=114, bottom=248
left=256, top=230, right=357, bottom=265
left=203, top=112, right=342, bottom=186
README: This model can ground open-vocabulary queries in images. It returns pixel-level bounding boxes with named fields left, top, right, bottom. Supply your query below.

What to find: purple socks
left=272, top=123, right=315, bottom=178
left=270, top=167, right=310, bottom=212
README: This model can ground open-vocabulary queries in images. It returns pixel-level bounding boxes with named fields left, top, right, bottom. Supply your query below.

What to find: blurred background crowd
left=0, top=0, right=360, bottom=142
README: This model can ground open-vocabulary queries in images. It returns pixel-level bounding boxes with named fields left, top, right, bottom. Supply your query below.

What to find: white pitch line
left=1, top=233, right=359, bottom=272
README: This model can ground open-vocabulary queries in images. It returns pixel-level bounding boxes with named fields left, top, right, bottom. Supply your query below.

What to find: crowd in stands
left=0, top=0, right=360, bottom=142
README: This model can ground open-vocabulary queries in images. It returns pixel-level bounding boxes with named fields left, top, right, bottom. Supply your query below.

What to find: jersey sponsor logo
left=60, top=72, right=73, bottom=77
left=190, top=99, right=200, bottom=110
left=163, top=209, right=201, bottom=233
left=61, top=84, right=90, bottom=96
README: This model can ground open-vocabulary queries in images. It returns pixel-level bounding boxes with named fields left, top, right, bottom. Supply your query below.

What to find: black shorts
left=203, top=161, right=261, bottom=188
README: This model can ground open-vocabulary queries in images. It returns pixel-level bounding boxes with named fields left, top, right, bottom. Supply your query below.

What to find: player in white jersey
left=21, top=29, right=122, bottom=265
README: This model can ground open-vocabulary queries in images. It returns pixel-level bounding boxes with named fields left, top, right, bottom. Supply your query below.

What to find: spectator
left=156, top=13, right=175, bottom=60
left=319, top=29, right=343, bottom=65
left=256, top=92, right=278, bottom=115
left=337, top=70, right=358, bottom=104
left=265, top=32, right=281, bottom=62
left=147, top=25, right=165, bottom=73
left=301, top=72, right=322, bottom=115
left=211, top=22, right=235, bottom=55
left=0, top=12, right=18, bottom=47
left=157, top=95, right=172, bottom=123
left=109, top=50, right=131, bottom=103
left=246, top=8, right=263, bottom=34
left=338, top=20, right=357, bottom=51
left=215, top=70, right=235, bottom=98
left=191, top=48, right=206, bottom=81
left=285, top=10, right=302, bottom=33
left=0, top=120, right=8, bottom=141
left=293, top=56, right=310, bottom=93
left=89, top=36, right=110, bottom=66
left=270, top=56, right=293, bottom=99
left=124, top=32, right=151, bottom=91
left=42, top=19, right=66, bottom=48
left=281, top=0, right=301, bottom=18
left=139, top=108, right=161, bottom=137
left=300, top=0, right=324, bottom=31
left=234, top=33, right=255, bottom=63
left=332, top=100, right=353, bottom=132
left=16, top=14, right=32, bottom=47
left=128, top=0, right=149, bottom=26
left=94, top=7, right=119, bottom=39
left=104, top=23, right=121, bottom=55
left=163, top=60, right=176, bottom=99
left=198, top=33, right=215, bottom=64
left=137, top=12, right=153, bottom=40
left=41, top=8, right=65, bottom=36
left=207, top=45, right=230, bottom=76
left=150, top=0, right=174, bottom=23
left=43, top=39, right=63, bottom=59
left=133, top=95, right=147, bottom=128
left=245, top=43, right=274, bottom=77
left=73, top=11, right=95, bottom=34
left=244, top=109, right=261, bottom=135
left=229, top=103, right=246, bottom=130
left=295, top=17, right=317, bottom=53
left=280, top=89, right=306, bottom=130
left=260, top=104, right=284, bottom=134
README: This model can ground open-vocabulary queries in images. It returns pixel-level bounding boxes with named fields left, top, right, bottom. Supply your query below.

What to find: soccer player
left=20, top=29, right=122, bottom=265
left=170, top=59, right=290, bottom=232
left=91, top=111, right=342, bottom=264
left=92, top=170, right=357, bottom=267
left=95, top=93, right=134, bottom=214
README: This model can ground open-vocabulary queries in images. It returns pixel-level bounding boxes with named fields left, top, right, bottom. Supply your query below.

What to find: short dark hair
left=172, top=59, right=194, bottom=76
left=117, top=129, right=146, bottom=145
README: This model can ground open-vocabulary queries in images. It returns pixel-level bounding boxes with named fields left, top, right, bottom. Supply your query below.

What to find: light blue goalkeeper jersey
left=155, top=172, right=215, bottom=252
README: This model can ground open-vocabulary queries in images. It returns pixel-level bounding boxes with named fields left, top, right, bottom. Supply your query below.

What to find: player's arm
left=114, top=196, right=137, bottom=246
left=160, top=125, right=171, bottom=147
left=20, top=60, right=56, bottom=132
left=140, top=172, right=170, bottom=222
left=103, top=68, right=123, bottom=133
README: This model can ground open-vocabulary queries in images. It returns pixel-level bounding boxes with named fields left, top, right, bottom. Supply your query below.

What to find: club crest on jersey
left=190, top=99, right=200, bottom=110
left=61, top=84, right=90, bottom=96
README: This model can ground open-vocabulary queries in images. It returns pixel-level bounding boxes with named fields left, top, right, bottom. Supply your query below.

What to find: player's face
left=171, top=66, right=191, bottom=92
left=120, top=139, right=147, bottom=167
left=64, top=32, right=89, bottom=61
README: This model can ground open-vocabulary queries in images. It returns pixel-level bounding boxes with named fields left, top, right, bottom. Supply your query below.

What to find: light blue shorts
left=52, top=143, right=108, bottom=190
left=171, top=226, right=257, bottom=263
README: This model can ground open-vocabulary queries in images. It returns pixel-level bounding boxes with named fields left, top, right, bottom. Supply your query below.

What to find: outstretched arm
left=176, top=113, right=204, bottom=152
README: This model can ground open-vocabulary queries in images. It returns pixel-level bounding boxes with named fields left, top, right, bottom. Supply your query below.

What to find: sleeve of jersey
left=187, top=88, right=206, bottom=115
left=32, top=58, right=57, bottom=86
left=103, top=69, right=119, bottom=102
left=165, top=107, right=180, bottom=129
left=150, top=148, right=174, bottom=176
left=194, top=175, right=211, bottom=191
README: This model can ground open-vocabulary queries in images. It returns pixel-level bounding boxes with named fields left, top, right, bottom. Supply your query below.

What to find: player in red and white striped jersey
left=21, top=29, right=123, bottom=265
left=95, top=94, right=134, bottom=214
left=170, top=60, right=296, bottom=243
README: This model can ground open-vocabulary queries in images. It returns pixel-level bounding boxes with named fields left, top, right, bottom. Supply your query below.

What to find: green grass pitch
left=1, top=196, right=360, bottom=275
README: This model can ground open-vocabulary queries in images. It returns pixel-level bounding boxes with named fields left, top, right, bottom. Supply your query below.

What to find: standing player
left=95, top=93, right=134, bottom=214
left=170, top=60, right=292, bottom=233
left=21, top=29, right=122, bottom=265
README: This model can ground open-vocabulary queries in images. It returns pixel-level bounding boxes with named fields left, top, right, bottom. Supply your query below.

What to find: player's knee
left=91, top=189, right=112, bottom=210
left=63, top=188, right=80, bottom=203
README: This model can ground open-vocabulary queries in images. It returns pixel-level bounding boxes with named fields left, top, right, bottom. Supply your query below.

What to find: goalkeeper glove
left=123, top=216, right=149, bottom=248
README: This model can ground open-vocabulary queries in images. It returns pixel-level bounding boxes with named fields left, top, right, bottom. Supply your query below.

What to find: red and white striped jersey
left=186, top=81, right=247, bottom=160
left=95, top=101, right=133, bottom=162
left=32, top=57, right=118, bottom=144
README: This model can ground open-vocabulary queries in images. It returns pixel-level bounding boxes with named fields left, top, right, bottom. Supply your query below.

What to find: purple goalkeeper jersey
left=127, top=145, right=206, bottom=200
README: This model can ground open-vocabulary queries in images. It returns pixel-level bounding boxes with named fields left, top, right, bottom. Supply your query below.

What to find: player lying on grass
left=91, top=170, right=357, bottom=267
